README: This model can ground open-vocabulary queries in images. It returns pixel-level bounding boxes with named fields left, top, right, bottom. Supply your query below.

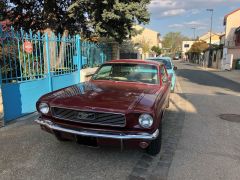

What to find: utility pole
left=206, top=9, right=213, bottom=67
left=192, top=27, right=196, bottom=40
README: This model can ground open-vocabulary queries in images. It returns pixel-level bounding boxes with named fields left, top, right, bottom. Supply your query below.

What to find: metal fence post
left=45, top=34, right=53, bottom=92
left=100, top=52, right=104, bottom=64
left=76, top=35, right=82, bottom=83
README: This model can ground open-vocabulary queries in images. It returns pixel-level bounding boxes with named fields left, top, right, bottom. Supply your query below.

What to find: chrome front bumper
left=35, top=118, right=159, bottom=140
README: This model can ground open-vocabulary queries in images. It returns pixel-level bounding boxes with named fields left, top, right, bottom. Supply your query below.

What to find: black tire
left=147, top=124, right=162, bottom=156
left=166, top=97, right=170, bottom=108
left=54, top=131, right=69, bottom=141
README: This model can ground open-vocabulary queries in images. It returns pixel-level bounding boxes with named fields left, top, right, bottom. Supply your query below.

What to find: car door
left=155, top=64, right=171, bottom=119
left=160, top=65, right=171, bottom=108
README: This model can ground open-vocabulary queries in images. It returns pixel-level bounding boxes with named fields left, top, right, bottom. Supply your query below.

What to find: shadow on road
left=182, top=63, right=197, bottom=67
left=177, top=69, right=240, bottom=93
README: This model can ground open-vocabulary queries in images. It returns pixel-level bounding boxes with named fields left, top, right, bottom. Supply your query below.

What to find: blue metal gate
left=0, top=26, right=111, bottom=124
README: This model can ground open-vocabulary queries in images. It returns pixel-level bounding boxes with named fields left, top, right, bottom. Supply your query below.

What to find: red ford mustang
left=35, top=59, right=171, bottom=155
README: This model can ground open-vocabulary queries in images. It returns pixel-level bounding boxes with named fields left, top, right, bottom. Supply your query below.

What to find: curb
left=0, top=112, right=38, bottom=130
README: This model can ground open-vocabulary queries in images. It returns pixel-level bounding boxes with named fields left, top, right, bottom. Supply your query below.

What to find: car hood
left=40, top=81, right=159, bottom=113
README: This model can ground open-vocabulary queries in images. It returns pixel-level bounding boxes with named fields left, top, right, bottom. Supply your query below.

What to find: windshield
left=149, top=59, right=172, bottom=69
left=92, top=63, right=159, bottom=84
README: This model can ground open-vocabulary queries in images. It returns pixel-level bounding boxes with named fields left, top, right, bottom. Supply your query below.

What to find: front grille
left=51, top=107, right=126, bottom=127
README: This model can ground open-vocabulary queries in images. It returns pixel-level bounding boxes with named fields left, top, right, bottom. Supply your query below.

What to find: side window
left=93, top=65, right=112, bottom=79
left=160, top=66, right=168, bottom=84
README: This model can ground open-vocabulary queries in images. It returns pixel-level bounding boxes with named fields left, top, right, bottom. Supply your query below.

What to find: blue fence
left=0, top=25, right=111, bottom=124
left=81, top=41, right=112, bottom=68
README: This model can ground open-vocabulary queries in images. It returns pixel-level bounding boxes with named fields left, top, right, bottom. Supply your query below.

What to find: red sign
left=24, top=41, right=33, bottom=54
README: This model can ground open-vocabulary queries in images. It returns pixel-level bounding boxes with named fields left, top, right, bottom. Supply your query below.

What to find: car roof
left=106, top=59, right=164, bottom=66
left=147, top=57, right=172, bottom=61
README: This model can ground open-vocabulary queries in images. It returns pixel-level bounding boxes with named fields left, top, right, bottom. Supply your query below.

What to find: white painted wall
left=225, top=9, right=240, bottom=48
left=80, top=67, right=98, bottom=82
left=182, top=41, right=196, bottom=59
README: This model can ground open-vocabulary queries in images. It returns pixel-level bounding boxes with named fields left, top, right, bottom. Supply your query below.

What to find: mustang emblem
left=77, top=112, right=95, bottom=120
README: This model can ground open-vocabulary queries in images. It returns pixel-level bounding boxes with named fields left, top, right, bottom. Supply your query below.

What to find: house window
left=235, top=33, right=240, bottom=46
left=184, top=44, right=190, bottom=48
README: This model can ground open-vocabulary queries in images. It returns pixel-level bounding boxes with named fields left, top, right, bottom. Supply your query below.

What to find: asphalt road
left=168, top=61, right=240, bottom=180
left=0, top=61, right=240, bottom=180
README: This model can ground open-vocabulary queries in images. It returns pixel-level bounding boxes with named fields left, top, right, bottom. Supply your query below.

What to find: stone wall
left=228, top=48, right=240, bottom=69
left=212, top=49, right=223, bottom=69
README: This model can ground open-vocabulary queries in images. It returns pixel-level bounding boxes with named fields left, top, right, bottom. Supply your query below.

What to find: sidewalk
left=184, top=61, right=240, bottom=84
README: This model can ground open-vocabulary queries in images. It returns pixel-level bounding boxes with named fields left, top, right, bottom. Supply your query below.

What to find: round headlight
left=39, top=103, right=49, bottom=114
left=139, top=114, right=153, bottom=128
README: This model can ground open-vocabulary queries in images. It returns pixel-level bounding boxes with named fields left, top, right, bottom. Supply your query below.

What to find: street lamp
left=191, top=27, right=196, bottom=40
left=206, top=8, right=214, bottom=67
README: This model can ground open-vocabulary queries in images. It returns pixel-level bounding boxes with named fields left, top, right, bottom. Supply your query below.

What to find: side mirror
left=173, top=66, right=177, bottom=71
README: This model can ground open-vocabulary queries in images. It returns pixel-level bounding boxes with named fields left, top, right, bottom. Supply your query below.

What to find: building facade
left=199, top=32, right=221, bottom=45
left=222, top=8, right=240, bottom=69
left=131, top=25, right=161, bottom=59
left=182, top=40, right=196, bottom=59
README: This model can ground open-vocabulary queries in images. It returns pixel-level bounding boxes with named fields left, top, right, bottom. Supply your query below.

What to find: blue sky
left=145, top=0, right=240, bottom=38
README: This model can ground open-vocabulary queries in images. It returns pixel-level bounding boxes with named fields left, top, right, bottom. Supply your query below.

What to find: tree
left=187, top=40, right=209, bottom=63
left=189, top=41, right=209, bottom=54
left=138, top=38, right=150, bottom=54
left=162, top=32, right=189, bottom=54
left=120, top=40, right=137, bottom=53
left=2, top=0, right=150, bottom=72
left=0, top=0, right=7, bottom=21
left=4, top=0, right=150, bottom=42
left=135, top=38, right=151, bottom=59
left=151, top=46, right=161, bottom=56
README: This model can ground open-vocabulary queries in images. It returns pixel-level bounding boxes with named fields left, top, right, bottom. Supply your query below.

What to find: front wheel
left=171, top=85, right=175, bottom=93
left=147, top=124, right=162, bottom=155
left=166, top=97, right=170, bottom=108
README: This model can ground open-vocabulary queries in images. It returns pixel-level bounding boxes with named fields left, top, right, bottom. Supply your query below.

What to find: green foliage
left=0, top=41, right=42, bottom=79
left=188, top=41, right=209, bottom=54
left=151, top=46, right=161, bottom=56
left=18, top=50, right=43, bottom=78
left=0, top=41, right=18, bottom=72
left=162, top=32, right=189, bottom=54
left=136, top=38, right=151, bottom=54
left=5, top=0, right=150, bottom=43
left=0, top=0, right=7, bottom=20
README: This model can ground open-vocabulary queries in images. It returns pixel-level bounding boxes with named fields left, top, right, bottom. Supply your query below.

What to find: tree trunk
left=56, top=29, right=69, bottom=69
left=43, top=1, right=70, bottom=72
left=43, top=28, right=56, bottom=73
left=43, top=0, right=57, bottom=73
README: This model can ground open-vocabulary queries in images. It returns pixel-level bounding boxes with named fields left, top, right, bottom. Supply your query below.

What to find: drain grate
left=219, top=114, right=240, bottom=123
